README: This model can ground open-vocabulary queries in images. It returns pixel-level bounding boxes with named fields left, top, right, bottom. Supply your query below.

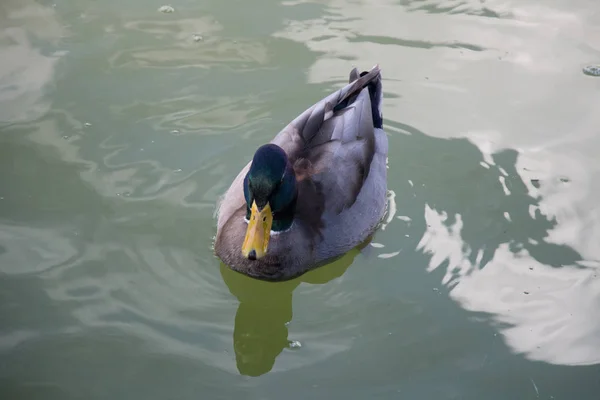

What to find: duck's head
left=242, top=144, right=297, bottom=261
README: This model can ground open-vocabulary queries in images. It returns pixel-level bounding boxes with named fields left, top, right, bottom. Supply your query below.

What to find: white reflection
left=274, top=0, right=599, bottom=146
left=452, top=245, right=600, bottom=365
left=0, top=0, right=66, bottom=123
left=110, top=17, right=269, bottom=69
left=0, top=225, right=79, bottom=275
left=419, top=154, right=600, bottom=366
left=272, top=0, right=600, bottom=367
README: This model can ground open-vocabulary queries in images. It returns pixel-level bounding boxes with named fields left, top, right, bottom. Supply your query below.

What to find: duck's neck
left=271, top=193, right=296, bottom=232
left=263, top=160, right=297, bottom=233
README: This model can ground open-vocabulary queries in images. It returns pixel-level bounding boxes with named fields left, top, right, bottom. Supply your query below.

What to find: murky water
left=2, top=0, right=600, bottom=398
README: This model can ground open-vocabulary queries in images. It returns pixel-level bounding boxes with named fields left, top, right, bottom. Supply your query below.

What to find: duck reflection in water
left=219, top=244, right=365, bottom=377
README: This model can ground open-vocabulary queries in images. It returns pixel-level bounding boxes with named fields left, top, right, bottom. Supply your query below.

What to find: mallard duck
left=214, top=65, right=388, bottom=281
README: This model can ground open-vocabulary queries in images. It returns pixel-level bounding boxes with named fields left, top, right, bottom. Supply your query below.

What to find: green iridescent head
left=241, top=144, right=297, bottom=260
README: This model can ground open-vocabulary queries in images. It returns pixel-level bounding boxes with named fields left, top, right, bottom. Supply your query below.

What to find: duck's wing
left=273, top=65, right=384, bottom=215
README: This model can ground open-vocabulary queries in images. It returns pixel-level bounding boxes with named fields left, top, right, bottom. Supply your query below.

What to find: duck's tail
left=349, top=66, right=383, bottom=129
left=288, top=65, right=383, bottom=145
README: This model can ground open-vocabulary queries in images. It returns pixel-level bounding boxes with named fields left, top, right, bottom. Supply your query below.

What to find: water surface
left=2, top=0, right=600, bottom=398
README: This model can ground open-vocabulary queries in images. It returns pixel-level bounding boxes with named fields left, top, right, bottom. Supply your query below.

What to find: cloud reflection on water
left=273, top=0, right=600, bottom=367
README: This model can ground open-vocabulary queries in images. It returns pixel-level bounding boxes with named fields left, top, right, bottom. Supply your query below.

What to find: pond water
left=1, top=0, right=600, bottom=398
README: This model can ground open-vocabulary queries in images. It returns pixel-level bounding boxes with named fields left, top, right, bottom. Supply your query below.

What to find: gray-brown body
left=214, top=66, right=388, bottom=281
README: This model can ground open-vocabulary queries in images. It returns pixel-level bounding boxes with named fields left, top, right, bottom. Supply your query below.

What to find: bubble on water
left=288, top=340, right=302, bottom=349
left=158, top=5, right=175, bottom=13
left=84, top=122, right=92, bottom=127
left=192, top=34, right=203, bottom=42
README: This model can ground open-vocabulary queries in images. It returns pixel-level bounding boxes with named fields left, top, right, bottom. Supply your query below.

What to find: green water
left=2, top=0, right=600, bottom=398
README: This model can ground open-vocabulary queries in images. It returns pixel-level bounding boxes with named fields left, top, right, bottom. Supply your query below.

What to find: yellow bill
left=242, top=201, right=273, bottom=260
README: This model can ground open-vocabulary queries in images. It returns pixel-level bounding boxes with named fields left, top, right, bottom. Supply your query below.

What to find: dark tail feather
left=291, top=65, right=384, bottom=145
left=343, top=66, right=383, bottom=129
left=334, top=65, right=382, bottom=111
left=359, top=69, right=383, bottom=129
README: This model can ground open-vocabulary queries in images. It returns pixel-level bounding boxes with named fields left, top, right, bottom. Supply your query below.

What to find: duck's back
left=274, top=65, right=389, bottom=262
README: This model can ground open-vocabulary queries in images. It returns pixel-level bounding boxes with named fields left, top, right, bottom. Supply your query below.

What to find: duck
left=214, top=65, right=388, bottom=281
